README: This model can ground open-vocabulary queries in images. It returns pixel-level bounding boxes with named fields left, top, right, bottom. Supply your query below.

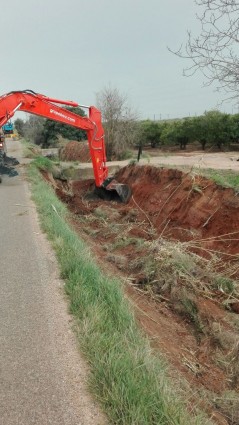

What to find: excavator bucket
left=95, top=177, right=132, bottom=203
left=105, top=178, right=132, bottom=203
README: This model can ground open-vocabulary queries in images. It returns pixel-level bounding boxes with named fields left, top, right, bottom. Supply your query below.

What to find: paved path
left=0, top=140, right=106, bottom=424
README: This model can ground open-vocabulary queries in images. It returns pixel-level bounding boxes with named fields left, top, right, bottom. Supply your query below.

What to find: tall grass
left=28, top=163, right=212, bottom=425
left=198, top=169, right=239, bottom=191
left=21, top=139, right=41, bottom=159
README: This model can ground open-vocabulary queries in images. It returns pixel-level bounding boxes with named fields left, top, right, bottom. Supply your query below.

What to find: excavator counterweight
left=0, top=90, right=131, bottom=202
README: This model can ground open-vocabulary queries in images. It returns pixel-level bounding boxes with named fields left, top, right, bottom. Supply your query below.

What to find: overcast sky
left=0, top=0, right=236, bottom=120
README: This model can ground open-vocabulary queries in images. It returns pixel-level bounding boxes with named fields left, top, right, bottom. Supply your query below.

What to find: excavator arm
left=0, top=90, right=108, bottom=188
left=0, top=90, right=131, bottom=202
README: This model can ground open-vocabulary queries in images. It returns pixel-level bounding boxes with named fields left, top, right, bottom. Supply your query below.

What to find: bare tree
left=171, top=1, right=239, bottom=101
left=96, top=85, right=139, bottom=160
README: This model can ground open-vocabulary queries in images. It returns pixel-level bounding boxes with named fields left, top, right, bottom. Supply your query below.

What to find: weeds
left=155, top=238, right=238, bottom=297
left=175, top=295, right=204, bottom=336
left=32, top=156, right=54, bottom=171
left=109, top=236, right=145, bottom=251
left=199, top=169, right=239, bottom=191
left=127, top=237, right=239, bottom=342
left=192, top=184, right=203, bottom=194
left=214, top=276, right=235, bottom=294
left=213, top=390, right=239, bottom=424
left=21, top=139, right=41, bottom=158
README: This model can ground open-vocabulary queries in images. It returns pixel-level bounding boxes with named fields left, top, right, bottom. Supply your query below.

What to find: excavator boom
left=0, top=90, right=109, bottom=187
left=0, top=90, right=131, bottom=202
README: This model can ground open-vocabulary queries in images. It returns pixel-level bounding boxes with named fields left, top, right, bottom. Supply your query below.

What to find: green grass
left=21, top=139, right=41, bottom=159
left=150, top=163, right=239, bottom=192
left=109, top=236, right=145, bottom=251
left=32, top=156, right=54, bottom=171
left=27, top=163, right=212, bottom=425
left=197, top=169, right=239, bottom=191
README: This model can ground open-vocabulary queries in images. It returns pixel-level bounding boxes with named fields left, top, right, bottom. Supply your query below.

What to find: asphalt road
left=0, top=140, right=106, bottom=425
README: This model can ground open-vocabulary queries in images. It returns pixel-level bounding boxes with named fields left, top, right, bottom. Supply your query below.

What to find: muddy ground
left=44, top=164, right=239, bottom=425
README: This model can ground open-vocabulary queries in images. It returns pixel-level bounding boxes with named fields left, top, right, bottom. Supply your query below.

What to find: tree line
left=140, top=111, right=239, bottom=151
left=14, top=107, right=239, bottom=161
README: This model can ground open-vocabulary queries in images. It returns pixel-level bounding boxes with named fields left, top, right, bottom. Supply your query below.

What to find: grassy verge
left=152, top=163, right=239, bottom=192
left=198, top=169, right=239, bottom=191
left=21, top=138, right=41, bottom=158
left=28, top=161, right=212, bottom=425
left=136, top=161, right=239, bottom=191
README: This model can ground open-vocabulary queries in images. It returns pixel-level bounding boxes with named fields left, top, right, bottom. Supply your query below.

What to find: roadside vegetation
left=28, top=158, right=212, bottom=425
left=21, top=138, right=41, bottom=159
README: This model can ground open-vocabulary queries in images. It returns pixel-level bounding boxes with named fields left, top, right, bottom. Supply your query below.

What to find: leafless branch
left=169, top=0, right=239, bottom=101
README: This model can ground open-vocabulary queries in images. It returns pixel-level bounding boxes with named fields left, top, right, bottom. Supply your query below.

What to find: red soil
left=115, top=165, right=239, bottom=256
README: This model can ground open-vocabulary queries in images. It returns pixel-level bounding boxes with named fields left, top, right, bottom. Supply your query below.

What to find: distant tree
left=191, top=115, right=208, bottom=150
left=23, top=115, right=45, bottom=145
left=160, top=122, right=179, bottom=147
left=42, top=106, right=86, bottom=147
left=14, top=118, right=25, bottom=137
left=161, top=119, right=193, bottom=150
left=177, top=118, right=194, bottom=149
left=19, top=106, right=87, bottom=147
left=171, top=0, right=239, bottom=101
left=228, top=114, right=239, bottom=146
left=194, top=111, right=231, bottom=150
left=140, top=121, right=163, bottom=148
left=184, top=111, right=232, bottom=150
left=96, top=85, right=139, bottom=160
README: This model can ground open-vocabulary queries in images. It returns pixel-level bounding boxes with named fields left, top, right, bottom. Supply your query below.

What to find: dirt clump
left=0, top=155, right=19, bottom=177
left=59, top=141, right=90, bottom=162
left=43, top=164, right=239, bottom=424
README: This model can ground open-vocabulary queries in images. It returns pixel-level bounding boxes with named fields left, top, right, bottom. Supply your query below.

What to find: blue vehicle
left=3, top=121, right=14, bottom=135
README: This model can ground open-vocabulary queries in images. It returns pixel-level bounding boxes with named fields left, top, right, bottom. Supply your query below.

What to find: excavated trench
left=44, top=164, right=239, bottom=425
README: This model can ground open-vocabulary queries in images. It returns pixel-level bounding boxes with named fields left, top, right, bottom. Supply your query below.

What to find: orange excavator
left=0, top=90, right=131, bottom=202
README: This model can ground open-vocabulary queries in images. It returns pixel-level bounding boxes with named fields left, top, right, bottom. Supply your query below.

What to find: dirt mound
left=59, top=141, right=90, bottom=162
left=115, top=165, right=239, bottom=256
left=0, top=155, right=19, bottom=177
